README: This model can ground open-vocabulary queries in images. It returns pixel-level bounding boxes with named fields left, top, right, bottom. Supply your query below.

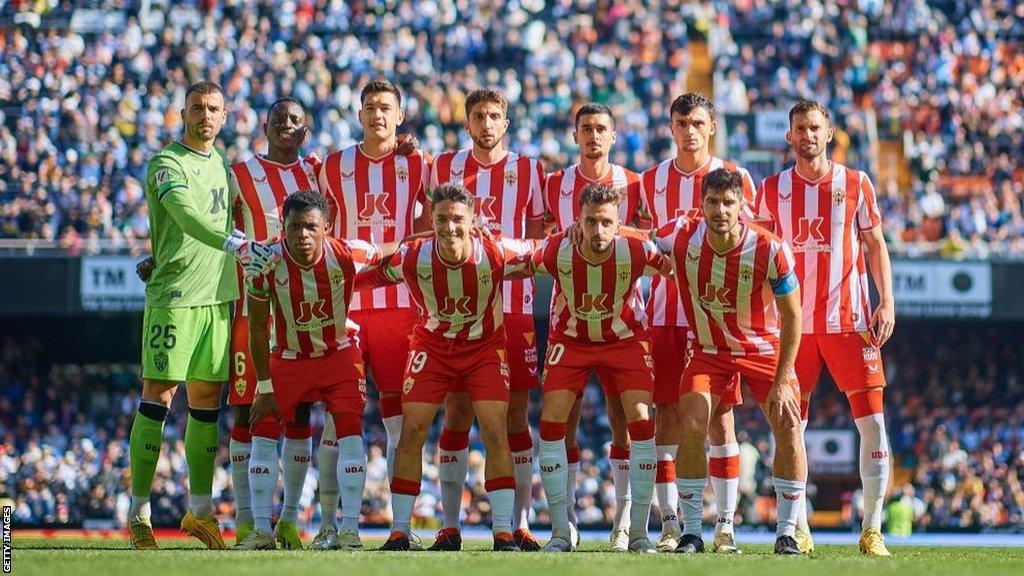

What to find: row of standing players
left=129, top=80, right=896, bottom=557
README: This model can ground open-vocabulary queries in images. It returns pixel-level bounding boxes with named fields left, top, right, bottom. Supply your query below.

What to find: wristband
left=256, top=378, right=274, bottom=394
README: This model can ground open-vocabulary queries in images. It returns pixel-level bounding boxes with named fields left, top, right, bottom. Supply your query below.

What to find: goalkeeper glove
left=224, top=230, right=275, bottom=278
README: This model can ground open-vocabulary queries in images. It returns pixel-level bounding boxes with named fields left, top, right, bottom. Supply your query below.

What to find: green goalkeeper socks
left=185, top=408, right=221, bottom=514
left=129, top=402, right=168, bottom=502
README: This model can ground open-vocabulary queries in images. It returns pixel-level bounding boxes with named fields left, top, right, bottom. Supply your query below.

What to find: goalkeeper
left=127, top=81, right=274, bottom=550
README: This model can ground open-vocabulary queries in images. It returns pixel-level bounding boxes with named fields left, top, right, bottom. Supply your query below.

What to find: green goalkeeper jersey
left=144, top=141, right=239, bottom=307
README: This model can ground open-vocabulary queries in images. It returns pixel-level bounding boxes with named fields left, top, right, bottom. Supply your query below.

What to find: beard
left=472, top=134, right=501, bottom=151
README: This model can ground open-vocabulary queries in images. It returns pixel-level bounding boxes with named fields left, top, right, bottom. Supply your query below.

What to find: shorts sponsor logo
left=643, top=354, right=654, bottom=369
left=154, top=351, right=168, bottom=373
left=403, top=377, right=415, bottom=395
left=358, top=378, right=368, bottom=402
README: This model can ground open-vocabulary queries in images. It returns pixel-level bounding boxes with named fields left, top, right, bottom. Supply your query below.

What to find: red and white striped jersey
left=318, top=145, right=430, bottom=311
left=640, top=157, right=757, bottom=328
left=429, top=149, right=546, bottom=314
left=230, top=154, right=321, bottom=242
left=535, top=233, right=667, bottom=344
left=753, top=162, right=881, bottom=334
left=543, top=163, right=641, bottom=230
left=653, top=218, right=797, bottom=356
left=229, top=154, right=321, bottom=316
left=378, top=234, right=535, bottom=342
left=248, top=237, right=382, bottom=360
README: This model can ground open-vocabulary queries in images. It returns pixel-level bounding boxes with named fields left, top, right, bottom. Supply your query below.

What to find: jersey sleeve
left=652, top=217, right=685, bottom=255
left=752, top=179, right=776, bottom=229
left=499, top=237, right=538, bottom=277
left=768, top=238, right=798, bottom=295
left=639, top=237, right=671, bottom=276
left=623, top=175, right=642, bottom=225
left=246, top=268, right=272, bottom=301
left=527, top=159, right=546, bottom=219
left=532, top=236, right=553, bottom=275
left=148, top=155, right=189, bottom=201
left=345, top=238, right=384, bottom=273
left=856, top=171, right=882, bottom=231
left=739, top=167, right=757, bottom=223
left=417, top=152, right=434, bottom=206
left=541, top=172, right=558, bottom=225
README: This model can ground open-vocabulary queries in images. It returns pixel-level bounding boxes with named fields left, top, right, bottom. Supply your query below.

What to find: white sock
left=489, top=488, right=515, bottom=535
left=855, top=412, right=890, bottom=531
left=566, top=459, right=580, bottom=524
left=230, top=439, right=253, bottom=526
left=337, top=435, right=366, bottom=533
left=628, top=438, right=655, bottom=540
left=538, top=438, right=569, bottom=531
left=391, top=492, right=416, bottom=535
left=382, top=415, right=403, bottom=481
left=797, top=419, right=810, bottom=532
left=439, top=447, right=469, bottom=530
left=774, top=477, right=806, bottom=537
left=655, top=444, right=679, bottom=532
left=676, top=478, right=706, bottom=537
left=610, top=452, right=632, bottom=531
left=131, top=497, right=151, bottom=520
left=318, top=419, right=340, bottom=530
left=512, top=448, right=534, bottom=531
left=281, top=436, right=310, bottom=524
left=250, top=436, right=280, bottom=534
left=709, top=443, right=739, bottom=535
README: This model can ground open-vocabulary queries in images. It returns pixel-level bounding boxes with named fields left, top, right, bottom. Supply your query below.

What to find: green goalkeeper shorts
left=141, top=303, right=231, bottom=382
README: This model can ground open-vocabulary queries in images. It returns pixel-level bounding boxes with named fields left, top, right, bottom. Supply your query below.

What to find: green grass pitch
left=12, top=538, right=1024, bottom=576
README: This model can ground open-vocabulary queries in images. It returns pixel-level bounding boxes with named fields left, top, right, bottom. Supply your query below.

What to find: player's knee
left=399, top=417, right=432, bottom=446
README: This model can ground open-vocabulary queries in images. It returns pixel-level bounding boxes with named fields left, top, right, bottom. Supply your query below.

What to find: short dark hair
left=578, top=183, right=622, bottom=209
left=789, top=99, right=831, bottom=125
left=185, top=81, right=224, bottom=101
left=361, top=79, right=402, bottom=106
left=465, top=88, right=508, bottom=117
left=701, top=168, right=746, bottom=198
left=670, top=92, right=715, bottom=119
left=269, top=97, right=305, bottom=116
left=282, top=190, right=329, bottom=221
left=431, top=183, right=475, bottom=210
left=574, top=102, right=614, bottom=127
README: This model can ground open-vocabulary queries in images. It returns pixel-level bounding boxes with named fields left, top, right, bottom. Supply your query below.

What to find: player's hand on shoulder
left=136, top=256, right=155, bottom=283
left=395, top=133, right=420, bottom=156
left=225, top=230, right=277, bottom=278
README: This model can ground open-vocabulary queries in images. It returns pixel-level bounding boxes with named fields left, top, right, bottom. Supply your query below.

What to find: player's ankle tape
left=188, top=406, right=220, bottom=423
left=138, top=401, right=169, bottom=421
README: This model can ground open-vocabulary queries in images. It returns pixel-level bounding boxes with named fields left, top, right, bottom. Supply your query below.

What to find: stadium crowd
left=1, top=0, right=1022, bottom=255
left=4, top=323, right=1022, bottom=531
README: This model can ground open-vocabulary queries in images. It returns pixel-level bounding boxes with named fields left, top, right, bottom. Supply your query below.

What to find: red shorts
left=648, top=327, right=742, bottom=406
left=541, top=338, right=654, bottom=397
left=350, top=307, right=418, bottom=395
left=269, top=346, right=367, bottom=424
left=681, top=350, right=796, bottom=405
left=505, top=313, right=540, bottom=392
left=796, top=332, right=886, bottom=395
left=403, top=331, right=511, bottom=405
left=228, top=309, right=257, bottom=406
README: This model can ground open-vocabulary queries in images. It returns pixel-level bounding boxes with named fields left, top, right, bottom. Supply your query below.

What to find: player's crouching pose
left=362, top=183, right=537, bottom=552
left=245, top=191, right=395, bottom=551
left=642, top=168, right=807, bottom=555
left=536, top=184, right=672, bottom=554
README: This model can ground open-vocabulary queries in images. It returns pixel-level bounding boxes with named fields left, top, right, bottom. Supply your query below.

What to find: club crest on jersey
left=154, top=351, right=168, bottom=373
left=504, top=169, right=518, bottom=186
left=478, top=271, right=491, bottom=285
left=329, top=270, right=347, bottom=286
left=234, top=378, right=247, bottom=397
left=832, top=186, right=845, bottom=205
left=738, top=265, right=753, bottom=283
left=396, top=166, right=409, bottom=183
left=617, top=266, right=630, bottom=282
left=403, top=377, right=415, bottom=395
